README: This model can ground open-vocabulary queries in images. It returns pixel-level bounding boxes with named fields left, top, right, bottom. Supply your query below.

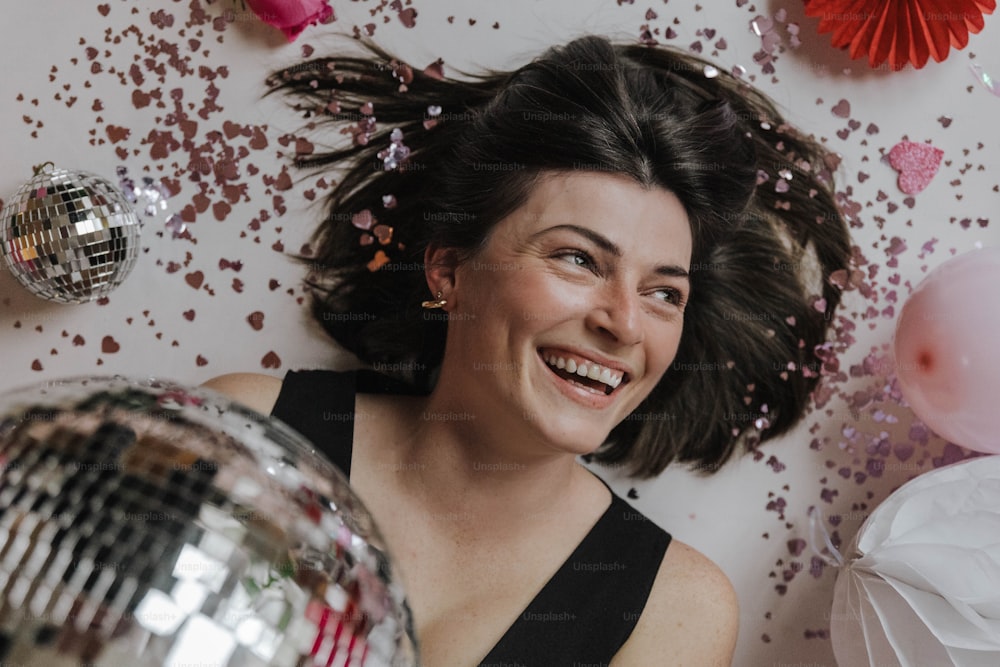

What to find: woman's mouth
left=538, top=348, right=629, bottom=396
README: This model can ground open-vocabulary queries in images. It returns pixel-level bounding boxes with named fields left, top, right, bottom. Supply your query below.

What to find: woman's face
left=437, top=171, right=693, bottom=455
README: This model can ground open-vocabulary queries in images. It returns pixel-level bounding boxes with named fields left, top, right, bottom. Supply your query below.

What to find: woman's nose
left=585, top=282, right=643, bottom=345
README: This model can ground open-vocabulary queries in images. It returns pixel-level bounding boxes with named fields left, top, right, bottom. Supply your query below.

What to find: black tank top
left=271, top=369, right=672, bottom=666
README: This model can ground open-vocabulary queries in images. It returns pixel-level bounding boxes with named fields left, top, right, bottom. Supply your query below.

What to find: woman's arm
left=200, top=372, right=284, bottom=415
left=612, top=540, right=739, bottom=667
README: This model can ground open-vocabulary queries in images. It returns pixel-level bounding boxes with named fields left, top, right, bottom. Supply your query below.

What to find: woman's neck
left=364, top=390, right=591, bottom=535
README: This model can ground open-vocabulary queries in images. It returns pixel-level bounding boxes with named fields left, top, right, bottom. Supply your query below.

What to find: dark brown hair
left=268, top=35, right=852, bottom=478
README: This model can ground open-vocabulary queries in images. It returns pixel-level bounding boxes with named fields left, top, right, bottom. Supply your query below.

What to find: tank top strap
left=270, top=369, right=358, bottom=477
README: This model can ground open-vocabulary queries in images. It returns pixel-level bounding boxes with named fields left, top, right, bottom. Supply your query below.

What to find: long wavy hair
left=267, top=35, right=852, bottom=478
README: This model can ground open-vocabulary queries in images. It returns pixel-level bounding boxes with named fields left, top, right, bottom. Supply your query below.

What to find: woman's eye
left=652, top=288, right=686, bottom=307
left=556, top=250, right=597, bottom=270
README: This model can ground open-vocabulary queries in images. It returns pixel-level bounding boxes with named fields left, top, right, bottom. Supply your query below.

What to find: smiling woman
left=203, top=35, right=852, bottom=666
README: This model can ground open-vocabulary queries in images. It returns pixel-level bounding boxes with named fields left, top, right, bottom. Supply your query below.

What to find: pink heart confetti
left=751, top=16, right=773, bottom=36
left=886, top=237, right=907, bottom=256
left=831, top=99, right=850, bottom=118
left=887, top=141, right=943, bottom=195
left=352, top=209, right=375, bottom=230
left=890, top=445, right=915, bottom=467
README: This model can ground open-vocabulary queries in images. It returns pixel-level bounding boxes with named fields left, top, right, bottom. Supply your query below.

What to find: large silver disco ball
left=0, top=376, right=419, bottom=666
left=0, top=167, right=142, bottom=303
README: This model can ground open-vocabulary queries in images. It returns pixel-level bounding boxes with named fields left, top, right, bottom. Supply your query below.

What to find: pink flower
left=246, top=0, right=334, bottom=42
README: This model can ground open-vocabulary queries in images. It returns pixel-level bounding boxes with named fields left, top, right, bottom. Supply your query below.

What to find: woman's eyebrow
left=532, top=223, right=690, bottom=279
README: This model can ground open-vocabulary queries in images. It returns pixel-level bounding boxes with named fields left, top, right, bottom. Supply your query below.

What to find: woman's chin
left=527, top=420, right=613, bottom=459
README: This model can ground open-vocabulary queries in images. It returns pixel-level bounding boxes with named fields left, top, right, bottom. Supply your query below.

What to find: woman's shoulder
left=613, top=537, right=738, bottom=666
left=201, top=372, right=285, bottom=415
left=202, top=369, right=371, bottom=415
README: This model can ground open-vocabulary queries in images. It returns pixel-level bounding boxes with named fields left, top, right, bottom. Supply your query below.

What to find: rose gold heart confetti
left=185, top=270, right=204, bottom=289
left=367, top=250, right=390, bottom=271
left=398, top=8, right=417, bottom=28
left=373, top=224, right=393, bottom=244
left=101, top=336, right=120, bottom=354
left=247, top=311, right=264, bottom=330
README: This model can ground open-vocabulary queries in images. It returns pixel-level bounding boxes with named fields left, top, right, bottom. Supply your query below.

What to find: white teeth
left=542, top=351, right=625, bottom=392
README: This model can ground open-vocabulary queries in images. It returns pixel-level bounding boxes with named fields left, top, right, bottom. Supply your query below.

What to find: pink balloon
left=893, top=246, right=1000, bottom=454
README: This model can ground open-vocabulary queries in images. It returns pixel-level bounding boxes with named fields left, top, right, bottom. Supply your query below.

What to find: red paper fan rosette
left=803, top=0, right=996, bottom=70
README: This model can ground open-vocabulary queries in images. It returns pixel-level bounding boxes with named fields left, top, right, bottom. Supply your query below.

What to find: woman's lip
left=537, top=349, right=618, bottom=409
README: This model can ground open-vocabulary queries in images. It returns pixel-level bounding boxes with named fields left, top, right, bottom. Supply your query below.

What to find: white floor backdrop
left=1, top=1, right=998, bottom=665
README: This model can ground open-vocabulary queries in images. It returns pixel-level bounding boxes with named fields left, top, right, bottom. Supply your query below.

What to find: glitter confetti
left=377, top=127, right=411, bottom=170
left=969, top=63, right=1000, bottom=96
left=887, top=141, right=944, bottom=195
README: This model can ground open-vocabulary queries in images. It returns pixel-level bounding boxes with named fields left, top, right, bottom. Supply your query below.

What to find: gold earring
left=421, top=290, right=447, bottom=309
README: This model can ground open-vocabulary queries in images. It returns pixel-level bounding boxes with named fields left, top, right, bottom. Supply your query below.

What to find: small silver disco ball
left=0, top=167, right=142, bottom=303
left=0, top=376, right=419, bottom=666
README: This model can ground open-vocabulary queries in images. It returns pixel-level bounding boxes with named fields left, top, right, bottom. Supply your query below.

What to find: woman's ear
left=423, top=244, right=461, bottom=307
